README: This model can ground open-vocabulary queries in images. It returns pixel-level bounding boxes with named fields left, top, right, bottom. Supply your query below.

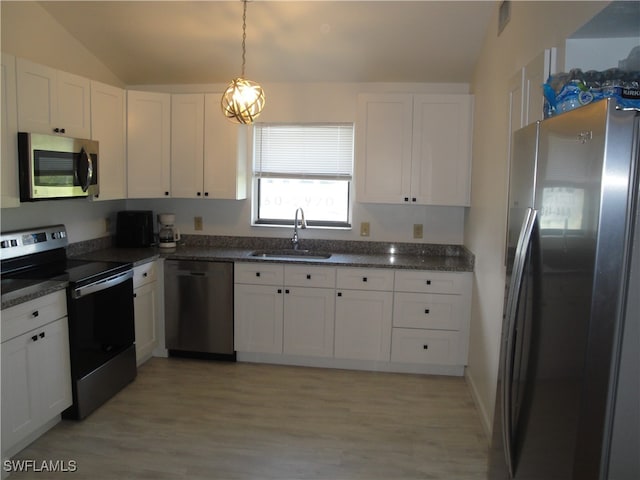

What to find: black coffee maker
left=115, top=210, right=154, bottom=247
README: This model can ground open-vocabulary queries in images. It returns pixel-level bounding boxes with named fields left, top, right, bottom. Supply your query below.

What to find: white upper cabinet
left=170, top=93, right=247, bottom=199
left=356, top=93, right=473, bottom=206
left=203, top=93, right=247, bottom=200
left=1, top=53, right=19, bottom=208
left=91, top=81, right=126, bottom=200
left=16, top=58, right=91, bottom=138
left=171, top=94, right=205, bottom=198
left=356, top=94, right=413, bottom=204
left=127, top=90, right=171, bottom=198
left=411, top=94, right=473, bottom=206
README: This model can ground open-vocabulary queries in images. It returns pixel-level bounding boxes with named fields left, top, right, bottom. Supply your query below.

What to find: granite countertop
left=2, top=235, right=475, bottom=309
left=73, top=234, right=475, bottom=272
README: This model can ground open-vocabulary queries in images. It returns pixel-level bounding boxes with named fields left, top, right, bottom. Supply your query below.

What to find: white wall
left=0, top=199, right=125, bottom=243
left=0, top=2, right=124, bottom=87
left=465, top=0, right=608, bottom=438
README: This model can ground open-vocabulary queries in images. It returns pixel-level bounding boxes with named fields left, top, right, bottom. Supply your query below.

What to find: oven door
left=67, top=270, right=134, bottom=380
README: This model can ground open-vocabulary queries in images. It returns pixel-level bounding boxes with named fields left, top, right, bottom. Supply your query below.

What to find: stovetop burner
left=1, top=225, right=132, bottom=296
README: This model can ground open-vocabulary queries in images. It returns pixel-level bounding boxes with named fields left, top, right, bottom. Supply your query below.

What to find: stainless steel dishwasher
left=164, top=260, right=235, bottom=359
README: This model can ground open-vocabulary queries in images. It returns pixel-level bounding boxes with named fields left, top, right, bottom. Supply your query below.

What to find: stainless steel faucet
left=291, top=208, right=307, bottom=249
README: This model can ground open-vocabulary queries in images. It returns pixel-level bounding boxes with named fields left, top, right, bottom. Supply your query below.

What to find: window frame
left=251, top=122, right=354, bottom=229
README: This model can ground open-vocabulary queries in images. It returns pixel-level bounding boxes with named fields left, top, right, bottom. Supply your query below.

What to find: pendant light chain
left=241, top=0, right=247, bottom=77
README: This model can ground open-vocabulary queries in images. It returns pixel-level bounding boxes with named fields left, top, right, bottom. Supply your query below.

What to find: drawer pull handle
left=306, top=274, right=311, bottom=280
left=39, top=332, right=45, bottom=339
left=285, top=289, right=290, bottom=294
left=424, top=309, right=430, bottom=314
left=256, top=272, right=261, bottom=277
left=362, top=277, right=368, bottom=282
left=31, top=335, right=38, bottom=342
left=133, top=293, right=137, bottom=298
left=426, top=280, right=432, bottom=285
left=32, top=310, right=39, bottom=318
left=277, top=289, right=282, bottom=294
left=143, top=272, right=148, bottom=277
left=337, top=292, right=342, bottom=297
left=423, top=344, right=429, bottom=350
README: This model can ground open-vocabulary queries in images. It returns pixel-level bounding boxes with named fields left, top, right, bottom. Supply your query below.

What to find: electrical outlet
left=360, top=222, right=370, bottom=237
left=194, top=216, right=203, bottom=231
left=413, top=224, right=423, bottom=239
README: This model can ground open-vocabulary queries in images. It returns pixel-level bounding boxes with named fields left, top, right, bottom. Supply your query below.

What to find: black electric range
left=1, top=225, right=137, bottom=420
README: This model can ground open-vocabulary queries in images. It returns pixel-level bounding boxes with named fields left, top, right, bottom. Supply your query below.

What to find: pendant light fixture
left=221, top=0, right=265, bottom=124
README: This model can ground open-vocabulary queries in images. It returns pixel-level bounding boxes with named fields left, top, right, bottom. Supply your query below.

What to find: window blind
left=254, top=123, right=354, bottom=180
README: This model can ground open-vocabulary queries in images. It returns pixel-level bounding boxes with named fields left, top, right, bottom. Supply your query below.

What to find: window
left=253, top=123, right=353, bottom=228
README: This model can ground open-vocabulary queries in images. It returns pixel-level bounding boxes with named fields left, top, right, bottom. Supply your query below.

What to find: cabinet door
left=203, top=93, right=247, bottom=199
left=16, top=59, right=90, bottom=138
left=56, top=70, right=91, bottom=138
left=1, top=318, right=72, bottom=450
left=1, top=330, right=38, bottom=448
left=411, top=94, right=473, bottom=206
left=16, top=58, right=57, bottom=135
left=1, top=53, right=19, bottom=208
left=91, top=81, right=126, bottom=200
left=356, top=94, right=413, bottom=203
left=134, top=281, right=158, bottom=365
left=127, top=90, right=171, bottom=198
left=171, top=94, right=205, bottom=198
left=35, top=318, right=72, bottom=419
left=283, top=287, right=335, bottom=357
left=235, top=284, right=283, bottom=354
left=335, top=290, right=393, bottom=361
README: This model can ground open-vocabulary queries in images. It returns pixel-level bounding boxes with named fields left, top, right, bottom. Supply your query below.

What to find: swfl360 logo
left=3, top=459, right=77, bottom=473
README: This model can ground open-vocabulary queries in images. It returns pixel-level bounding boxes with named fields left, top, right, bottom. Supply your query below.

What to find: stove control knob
left=0, top=240, right=9, bottom=248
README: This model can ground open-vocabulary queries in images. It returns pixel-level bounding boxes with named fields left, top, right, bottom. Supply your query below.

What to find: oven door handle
left=72, top=270, right=133, bottom=299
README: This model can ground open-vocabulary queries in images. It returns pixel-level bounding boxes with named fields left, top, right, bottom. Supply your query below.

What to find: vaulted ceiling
left=37, top=1, right=496, bottom=85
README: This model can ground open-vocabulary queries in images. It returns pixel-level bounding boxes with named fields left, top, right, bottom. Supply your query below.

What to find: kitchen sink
left=250, top=249, right=332, bottom=260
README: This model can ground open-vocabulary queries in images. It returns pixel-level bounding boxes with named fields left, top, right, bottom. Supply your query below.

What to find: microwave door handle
left=77, top=147, right=93, bottom=192
left=84, top=154, right=93, bottom=192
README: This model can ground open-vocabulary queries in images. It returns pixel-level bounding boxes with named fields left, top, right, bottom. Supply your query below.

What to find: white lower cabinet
left=234, top=263, right=285, bottom=354
left=133, top=261, right=159, bottom=365
left=1, top=291, right=72, bottom=458
left=283, top=287, right=335, bottom=357
left=234, top=262, right=472, bottom=375
left=391, top=270, right=472, bottom=367
left=335, top=268, right=394, bottom=361
left=282, top=265, right=336, bottom=357
left=234, top=263, right=336, bottom=357
left=235, top=283, right=284, bottom=354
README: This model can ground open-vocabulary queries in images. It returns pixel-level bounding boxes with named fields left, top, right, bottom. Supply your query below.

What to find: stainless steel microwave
left=18, top=132, right=99, bottom=201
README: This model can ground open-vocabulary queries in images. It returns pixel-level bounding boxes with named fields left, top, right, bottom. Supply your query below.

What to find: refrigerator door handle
left=502, top=206, right=537, bottom=478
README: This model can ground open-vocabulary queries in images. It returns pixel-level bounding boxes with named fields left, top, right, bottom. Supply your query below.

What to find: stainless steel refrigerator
left=488, top=98, right=639, bottom=480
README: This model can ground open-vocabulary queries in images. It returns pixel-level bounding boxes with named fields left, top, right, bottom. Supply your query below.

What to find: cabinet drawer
left=394, top=270, right=467, bottom=294
left=284, top=265, right=336, bottom=288
left=390, top=328, right=461, bottom=365
left=235, top=263, right=284, bottom=285
left=336, top=267, right=394, bottom=291
left=133, top=260, right=157, bottom=288
left=2, top=290, right=67, bottom=343
left=393, top=292, right=463, bottom=330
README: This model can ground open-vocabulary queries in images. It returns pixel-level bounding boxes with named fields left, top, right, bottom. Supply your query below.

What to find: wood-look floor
left=9, top=358, right=488, bottom=479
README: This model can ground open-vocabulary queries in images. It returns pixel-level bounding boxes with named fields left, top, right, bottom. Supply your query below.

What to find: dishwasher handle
left=72, top=270, right=133, bottom=299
